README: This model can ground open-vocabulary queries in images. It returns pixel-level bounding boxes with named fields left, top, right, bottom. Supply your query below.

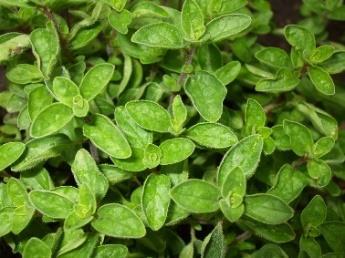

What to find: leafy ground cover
left=0, top=0, right=345, bottom=257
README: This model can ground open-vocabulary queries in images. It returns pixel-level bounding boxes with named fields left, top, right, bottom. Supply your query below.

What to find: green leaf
left=170, top=179, right=219, bottom=213
left=181, top=0, right=206, bottom=41
left=255, top=47, right=292, bottom=69
left=126, top=100, right=171, bottom=133
left=30, top=103, right=73, bottom=138
left=0, top=142, right=25, bottom=171
left=321, top=222, right=345, bottom=253
left=56, top=229, right=87, bottom=256
left=23, top=237, right=51, bottom=258
left=0, top=207, right=13, bottom=237
left=131, top=23, right=184, bottom=49
left=0, top=33, right=30, bottom=63
left=214, top=61, right=241, bottom=85
left=241, top=220, right=296, bottom=244
left=256, top=69, right=300, bottom=93
left=91, top=203, right=146, bottom=238
left=114, top=106, right=153, bottom=148
left=83, top=114, right=131, bottom=159
left=307, top=66, right=335, bottom=95
left=283, top=120, right=314, bottom=156
left=221, top=167, right=246, bottom=201
left=185, top=71, right=227, bottom=122
left=11, top=135, right=71, bottom=172
left=72, top=95, right=89, bottom=118
left=108, top=10, right=132, bottom=34
left=52, top=76, right=80, bottom=107
left=244, top=194, right=294, bottom=225
left=6, top=64, right=43, bottom=84
left=143, top=144, right=161, bottom=169
left=252, top=243, right=288, bottom=258
left=141, top=174, right=171, bottom=231
left=171, top=95, right=188, bottom=133
left=20, top=167, right=54, bottom=191
left=30, top=23, right=60, bottom=78
left=71, top=149, right=109, bottom=201
left=103, top=0, right=127, bottom=11
left=313, top=136, right=335, bottom=158
left=94, top=244, right=128, bottom=258
left=244, top=98, right=266, bottom=135
left=111, top=147, right=146, bottom=172
left=308, top=45, right=335, bottom=64
left=268, top=164, right=308, bottom=203
left=299, top=236, right=321, bottom=258
left=217, top=134, right=263, bottom=185
left=219, top=200, right=244, bottom=222
left=58, top=233, right=99, bottom=258
left=159, top=138, right=195, bottom=165
left=307, top=159, right=332, bottom=187
left=301, top=195, right=326, bottom=234
left=201, top=223, right=224, bottom=258
left=29, top=190, right=74, bottom=219
left=80, top=63, right=115, bottom=101
left=28, top=85, right=53, bottom=121
left=284, top=25, right=315, bottom=54
left=202, top=14, right=252, bottom=42
left=186, top=122, right=237, bottom=149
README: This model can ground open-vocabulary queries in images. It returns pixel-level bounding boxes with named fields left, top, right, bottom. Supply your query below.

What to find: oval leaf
left=0, top=142, right=25, bottom=171
left=160, top=138, right=195, bottom=165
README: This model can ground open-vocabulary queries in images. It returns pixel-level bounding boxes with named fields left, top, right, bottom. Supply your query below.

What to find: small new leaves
left=91, top=203, right=146, bottom=238
left=171, top=95, right=187, bottom=134
left=170, top=179, right=219, bottom=213
left=109, top=10, right=132, bottom=34
left=307, top=159, right=332, bottom=187
left=141, top=174, right=171, bottom=231
left=185, top=71, right=226, bottom=122
left=83, top=114, right=132, bottom=159
left=244, top=194, right=294, bottom=225
left=126, top=100, right=171, bottom=132
left=181, top=0, right=206, bottom=41
left=284, top=25, right=315, bottom=54
left=131, top=23, right=184, bottom=49
left=301, top=195, right=327, bottom=237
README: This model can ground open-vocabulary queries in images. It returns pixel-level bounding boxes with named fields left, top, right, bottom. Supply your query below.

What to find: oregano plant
left=0, top=0, right=345, bottom=257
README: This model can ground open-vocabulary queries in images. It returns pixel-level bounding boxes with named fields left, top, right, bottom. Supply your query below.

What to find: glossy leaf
left=91, top=203, right=146, bottom=238
left=83, top=114, right=131, bottom=159
left=170, top=179, right=219, bottom=213
left=141, top=174, right=171, bottom=231
left=185, top=71, right=227, bottom=122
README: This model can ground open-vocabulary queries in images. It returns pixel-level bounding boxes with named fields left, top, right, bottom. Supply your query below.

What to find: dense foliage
left=0, top=0, right=345, bottom=257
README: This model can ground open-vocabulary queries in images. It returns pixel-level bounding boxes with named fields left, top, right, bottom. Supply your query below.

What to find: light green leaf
left=141, top=174, right=171, bottom=231
left=94, top=244, right=128, bottom=258
left=181, top=0, right=206, bottom=41
left=30, top=23, right=60, bottom=78
left=28, top=86, right=53, bottom=121
left=171, top=95, right=188, bottom=133
left=219, top=200, right=244, bottom=222
left=131, top=23, right=184, bottom=49
left=0, top=207, right=13, bottom=237
left=301, top=195, right=327, bottom=234
left=214, top=61, right=241, bottom=85
left=29, top=190, right=74, bottom=219
left=170, top=179, right=219, bottom=213
left=56, top=229, right=87, bottom=256
left=283, top=120, right=314, bottom=156
left=217, top=134, right=263, bottom=185
left=58, top=233, right=99, bottom=258
left=6, top=64, right=43, bottom=84
left=52, top=76, right=80, bottom=107
left=20, top=167, right=54, bottom=191
left=160, top=138, right=195, bottom=165
left=201, top=223, right=224, bottom=258
left=244, top=98, right=266, bottom=135
left=284, top=25, right=315, bottom=54
left=185, top=71, right=227, bottom=122
left=143, top=144, right=161, bottom=169
left=244, top=194, right=294, bottom=225
left=313, top=136, right=335, bottom=158
left=0, top=142, right=25, bottom=171
left=108, top=10, right=132, bottom=34
left=221, top=167, right=246, bottom=200
left=126, top=100, right=171, bottom=133
left=30, top=103, right=73, bottom=138
left=308, top=45, right=335, bottom=64
left=0, top=33, right=30, bottom=63
left=111, top=147, right=146, bottom=172
left=80, top=63, right=115, bottom=101
left=268, top=164, right=308, bottom=203
left=202, top=14, right=251, bottom=42
left=307, top=66, right=335, bottom=95
left=23, top=237, right=51, bottom=258
left=71, top=149, right=109, bottom=201
left=72, top=95, right=89, bottom=118
left=307, top=159, right=332, bottom=187
left=91, top=203, right=146, bottom=238
left=114, top=106, right=153, bottom=148
left=83, top=114, right=131, bottom=159
left=186, top=122, right=237, bottom=149
left=256, top=69, right=300, bottom=93
left=6, top=178, right=29, bottom=207
left=102, top=0, right=127, bottom=11
left=255, top=47, right=292, bottom=69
